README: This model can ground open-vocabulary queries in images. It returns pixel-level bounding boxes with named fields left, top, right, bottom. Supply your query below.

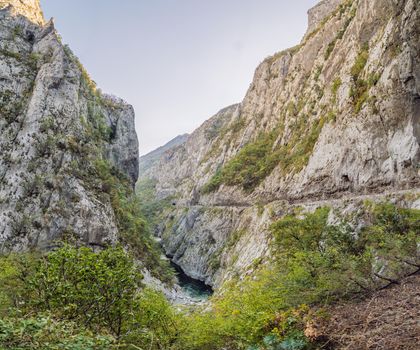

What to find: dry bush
left=311, top=275, right=420, bottom=349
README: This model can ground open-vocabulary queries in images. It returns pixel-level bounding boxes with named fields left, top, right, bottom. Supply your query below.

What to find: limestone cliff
left=139, top=0, right=420, bottom=287
left=0, top=1, right=139, bottom=251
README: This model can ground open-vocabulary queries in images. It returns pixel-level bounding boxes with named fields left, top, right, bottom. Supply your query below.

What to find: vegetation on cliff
left=62, top=46, right=173, bottom=282
left=174, top=202, right=419, bottom=350
left=1, top=202, right=418, bottom=349
left=202, top=112, right=330, bottom=193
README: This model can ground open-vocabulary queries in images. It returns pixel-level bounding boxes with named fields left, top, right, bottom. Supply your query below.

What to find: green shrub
left=350, top=44, right=369, bottom=80
left=349, top=44, right=374, bottom=113
left=202, top=114, right=328, bottom=193
left=0, top=246, right=180, bottom=350
left=324, top=40, right=336, bottom=60
left=1, top=245, right=141, bottom=338
left=124, top=288, right=180, bottom=349
left=331, top=77, right=341, bottom=97
left=176, top=202, right=419, bottom=350
left=0, top=315, right=115, bottom=350
left=271, top=203, right=420, bottom=299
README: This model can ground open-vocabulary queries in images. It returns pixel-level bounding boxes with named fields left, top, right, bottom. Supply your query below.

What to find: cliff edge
left=0, top=1, right=139, bottom=251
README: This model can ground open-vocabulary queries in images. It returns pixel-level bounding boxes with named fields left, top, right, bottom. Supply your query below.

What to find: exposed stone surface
left=102, top=93, right=139, bottom=186
left=139, top=0, right=420, bottom=288
left=0, top=2, right=139, bottom=251
left=306, top=0, right=344, bottom=37
left=0, top=0, right=44, bottom=25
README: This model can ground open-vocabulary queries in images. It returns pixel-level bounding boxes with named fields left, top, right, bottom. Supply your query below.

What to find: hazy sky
left=41, top=0, right=319, bottom=155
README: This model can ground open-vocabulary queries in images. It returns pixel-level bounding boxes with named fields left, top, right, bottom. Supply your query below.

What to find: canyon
left=139, top=0, right=420, bottom=288
left=0, top=0, right=419, bottom=348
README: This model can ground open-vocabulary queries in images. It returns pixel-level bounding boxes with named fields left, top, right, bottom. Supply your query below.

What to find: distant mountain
left=139, top=134, right=189, bottom=175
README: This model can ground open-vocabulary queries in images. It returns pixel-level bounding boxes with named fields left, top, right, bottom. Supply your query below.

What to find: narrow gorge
left=139, top=0, right=419, bottom=289
left=1, top=0, right=419, bottom=349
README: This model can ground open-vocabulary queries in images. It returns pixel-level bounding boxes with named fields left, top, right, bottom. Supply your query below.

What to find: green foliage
left=203, top=114, right=329, bottom=193
left=124, top=288, right=180, bottom=349
left=271, top=203, right=420, bottom=300
left=0, top=48, right=21, bottom=61
left=331, top=77, right=341, bottom=97
left=348, top=44, right=380, bottom=113
left=313, top=65, right=323, bottom=81
left=11, top=25, right=23, bottom=39
left=324, top=41, right=336, bottom=60
left=0, top=89, right=26, bottom=124
left=350, top=44, right=369, bottom=80
left=0, top=246, right=179, bottom=350
left=94, top=160, right=174, bottom=283
left=0, top=315, right=115, bottom=350
left=1, top=246, right=141, bottom=338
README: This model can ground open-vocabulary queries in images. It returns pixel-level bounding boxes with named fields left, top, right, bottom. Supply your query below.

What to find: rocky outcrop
left=102, top=94, right=139, bottom=186
left=306, top=0, right=343, bottom=37
left=0, top=2, right=139, bottom=251
left=140, top=0, right=420, bottom=287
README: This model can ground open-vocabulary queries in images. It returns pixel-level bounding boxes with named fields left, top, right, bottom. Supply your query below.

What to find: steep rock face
left=0, top=2, right=139, bottom=251
left=141, top=0, right=420, bottom=287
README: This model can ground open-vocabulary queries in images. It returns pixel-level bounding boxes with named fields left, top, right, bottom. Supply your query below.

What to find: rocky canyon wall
left=139, top=0, right=420, bottom=287
left=0, top=1, right=139, bottom=252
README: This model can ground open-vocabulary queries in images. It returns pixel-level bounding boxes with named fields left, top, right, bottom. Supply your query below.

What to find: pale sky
left=41, top=0, right=319, bottom=155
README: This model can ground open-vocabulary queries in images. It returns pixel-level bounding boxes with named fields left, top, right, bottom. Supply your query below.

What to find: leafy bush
left=1, top=245, right=141, bottom=338
left=176, top=202, right=419, bottom=350
left=0, top=315, right=115, bottom=350
left=271, top=203, right=420, bottom=300
left=331, top=77, right=341, bottom=101
left=124, top=288, right=180, bottom=349
left=0, top=246, right=180, bottom=350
